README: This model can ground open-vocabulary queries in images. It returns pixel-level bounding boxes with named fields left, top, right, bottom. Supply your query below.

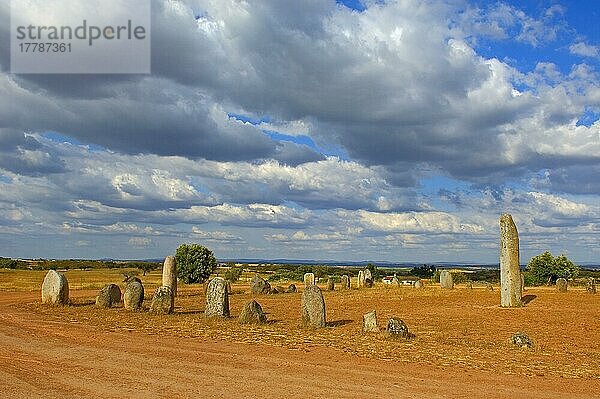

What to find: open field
left=1, top=268, right=599, bottom=398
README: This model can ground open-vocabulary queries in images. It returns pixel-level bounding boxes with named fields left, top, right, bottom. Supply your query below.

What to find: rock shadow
left=522, top=294, right=537, bottom=305
left=326, top=319, right=353, bottom=327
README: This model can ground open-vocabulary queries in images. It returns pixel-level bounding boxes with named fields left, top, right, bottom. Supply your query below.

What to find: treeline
left=0, top=257, right=161, bottom=272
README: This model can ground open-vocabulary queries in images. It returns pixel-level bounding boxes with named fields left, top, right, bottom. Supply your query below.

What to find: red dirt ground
left=1, top=282, right=599, bottom=398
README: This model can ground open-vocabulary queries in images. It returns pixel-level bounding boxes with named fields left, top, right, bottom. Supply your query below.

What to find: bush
left=175, top=244, right=218, bottom=284
left=526, top=251, right=579, bottom=285
left=0, top=258, right=17, bottom=269
left=224, top=266, right=243, bottom=283
left=410, top=265, right=436, bottom=278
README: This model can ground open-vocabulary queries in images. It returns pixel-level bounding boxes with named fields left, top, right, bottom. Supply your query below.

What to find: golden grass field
left=2, top=267, right=598, bottom=380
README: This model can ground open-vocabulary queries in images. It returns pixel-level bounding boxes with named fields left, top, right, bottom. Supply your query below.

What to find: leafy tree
left=410, top=264, right=436, bottom=278
left=175, top=243, right=218, bottom=284
left=137, top=262, right=157, bottom=276
left=0, top=258, right=17, bottom=269
left=526, top=251, right=579, bottom=285
left=366, top=263, right=380, bottom=280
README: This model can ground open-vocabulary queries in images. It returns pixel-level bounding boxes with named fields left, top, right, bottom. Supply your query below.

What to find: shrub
left=224, top=266, right=243, bottom=283
left=0, top=258, right=17, bottom=269
left=526, top=251, right=579, bottom=285
left=175, top=243, right=218, bottom=284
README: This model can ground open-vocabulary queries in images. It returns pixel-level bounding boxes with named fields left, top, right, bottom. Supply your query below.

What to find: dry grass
left=7, top=269, right=600, bottom=379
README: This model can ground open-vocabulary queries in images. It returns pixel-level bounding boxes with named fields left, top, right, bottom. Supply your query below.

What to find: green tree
left=526, top=251, right=579, bottom=285
left=366, top=263, right=380, bottom=280
left=175, top=243, right=218, bottom=284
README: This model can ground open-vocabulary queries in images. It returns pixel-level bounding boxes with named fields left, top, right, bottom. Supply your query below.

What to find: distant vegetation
left=0, top=257, right=160, bottom=271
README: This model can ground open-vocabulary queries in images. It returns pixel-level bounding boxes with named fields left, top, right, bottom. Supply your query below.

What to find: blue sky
left=0, top=0, right=599, bottom=263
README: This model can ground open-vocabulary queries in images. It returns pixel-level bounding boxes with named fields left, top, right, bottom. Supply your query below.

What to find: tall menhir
left=500, top=214, right=522, bottom=307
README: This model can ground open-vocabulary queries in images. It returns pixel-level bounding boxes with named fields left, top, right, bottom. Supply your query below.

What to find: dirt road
left=0, top=291, right=598, bottom=399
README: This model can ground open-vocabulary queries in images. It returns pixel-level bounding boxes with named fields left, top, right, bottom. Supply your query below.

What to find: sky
left=0, top=0, right=599, bottom=263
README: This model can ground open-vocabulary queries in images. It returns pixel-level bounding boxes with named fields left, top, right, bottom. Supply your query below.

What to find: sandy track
left=0, top=291, right=598, bottom=399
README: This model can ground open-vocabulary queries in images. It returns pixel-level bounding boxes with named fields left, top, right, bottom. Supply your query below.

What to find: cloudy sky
left=1, top=0, right=599, bottom=263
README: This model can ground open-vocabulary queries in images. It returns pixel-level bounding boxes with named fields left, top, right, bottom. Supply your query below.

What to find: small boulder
left=586, top=278, right=596, bottom=294
left=270, top=286, right=285, bottom=294
left=123, top=280, right=144, bottom=310
left=41, top=270, right=69, bottom=305
left=327, top=278, right=335, bottom=291
left=303, top=272, right=315, bottom=286
left=414, top=280, right=424, bottom=289
left=391, top=275, right=400, bottom=286
left=340, top=275, right=350, bottom=290
left=149, top=286, right=174, bottom=314
left=96, top=284, right=121, bottom=308
left=511, top=332, right=533, bottom=348
left=286, top=284, right=297, bottom=293
left=556, top=278, right=568, bottom=292
left=301, top=285, right=326, bottom=328
left=386, top=317, right=412, bottom=339
left=362, top=310, right=379, bottom=332
left=239, top=300, right=267, bottom=324
left=251, top=274, right=271, bottom=294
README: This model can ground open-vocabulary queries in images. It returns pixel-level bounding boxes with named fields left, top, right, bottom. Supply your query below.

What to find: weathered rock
left=270, top=286, right=285, bottom=294
left=414, top=279, right=424, bottom=289
left=440, top=270, right=454, bottom=289
left=239, top=300, right=267, bottom=324
left=286, top=284, right=297, bottom=293
left=162, top=256, right=177, bottom=297
left=340, top=275, right=350, bottom=290
left=41, top=270, right=69, bottom=305
left=500, top=214, right=522, bottom=307
left=327, top=278, right=335, bottom=291
left=364, top=269, right=373, bottom=288
left=205, top=277, right=230, bottom=318
left=556, top=278, right=568, bottom=292
left=586, top=278, right=596, bottom=294
left=521, top=272, right=525, bottom=292
left=386, top=318, right=411, bottom=339
left=303, top=272, right=315, bottom=287
left=301, top=285, right=326, bottom=328
left=357, top=270, right=365, bottom=288
left=391, top=275, right=400, bottom=286
left=511, top=332, right=533, bottom=348
left=466, top=281, right=473, bottom=290
left=96, top=284, right=121, bottom=308
left=251, top=274, right=271, bottom=294
left=362, top=310, right=379, bottom=332
left=226, top=280, right=233, bottom=294
left=149, top=286, right=174, bottom=314
left=123, top=280, right=144, bottom=310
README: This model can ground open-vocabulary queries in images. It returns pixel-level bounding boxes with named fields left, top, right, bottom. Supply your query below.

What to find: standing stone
left=251, top=274, right=271, bottom=294
left=357, top=270, right=365, bottom=288
left=556, top=278, right=568, bottom=292
left=364, top=269, right=373, bottom=288
left=440, top=270, right=454, bottom=289
left=341, top=275, right=350, bottom=290
left=205, top=277, right=230, bottom=317
left=150, top=286, right=174, bottom=314
left=521, top=272, right=525, bottom=292
left=239, top=300, right=267, bottom=324
left=123, top=280, right=144, bottom=310
left=162, top=256, right=177, bottom=297
left=391, top=274, right=400, bottom=286
left=386, top=318, right=411, bottom=339
left=486, top=282, right=494, bottom=291
left=303, top=272, right=315, bottom=287
left=226, top=280, right=233, bottom=294
left=362, top=310, right=379, bottom=332
left=414, top=279, right=424, bottom=289
left=466, top=281, right=473, bottom=290
left=500, top=214, right=522, bottom=307
left=301, top=285, right=326, bottom=328
left=286, top=284, right=297, bottom=293
left=327, top=278, right=335, bottom=291
left=41, top=270, right=69, bottom=305
left=96, top=284, right=121, bottom=308
left=586, top=278, right=596, bottom=294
